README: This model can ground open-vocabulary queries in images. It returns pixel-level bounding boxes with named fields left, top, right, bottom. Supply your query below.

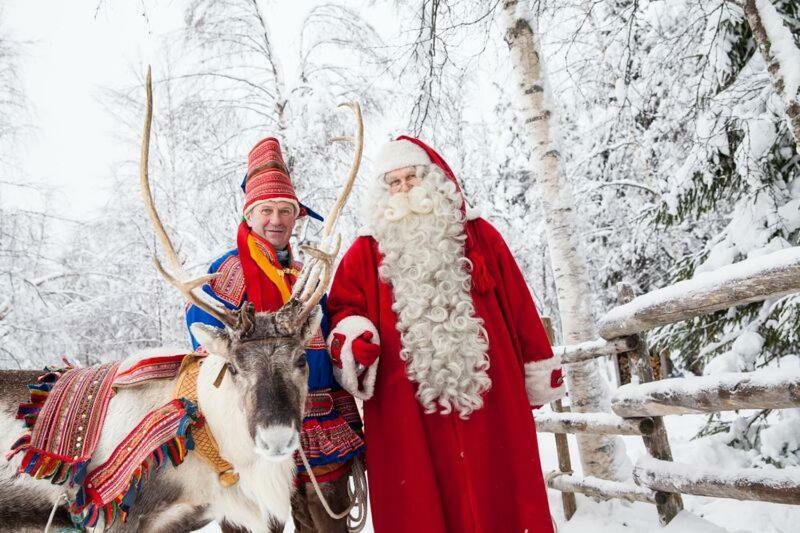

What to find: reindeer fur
left=0, top=303, right=317, bottom=532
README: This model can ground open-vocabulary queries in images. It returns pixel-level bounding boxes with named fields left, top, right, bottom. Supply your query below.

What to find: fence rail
left=634, top=457, right=800, bottom=506
left=612, top=368, right=800, bottom=417
left=539, top=247, right=800, bottom=526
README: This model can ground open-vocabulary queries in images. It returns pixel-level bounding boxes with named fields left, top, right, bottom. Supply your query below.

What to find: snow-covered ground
left=197, top=412, right=800, bottom=533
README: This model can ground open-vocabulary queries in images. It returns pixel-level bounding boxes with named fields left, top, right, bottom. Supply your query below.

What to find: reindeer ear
left=190, top=323, right=231, bottom=358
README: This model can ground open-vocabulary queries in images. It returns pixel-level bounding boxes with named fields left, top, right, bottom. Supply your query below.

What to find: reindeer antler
left=290, top=101, right=363, bottom=324
left=324, top=102, right=363, bottom=237
left=139, top=66, right=238, bottom=330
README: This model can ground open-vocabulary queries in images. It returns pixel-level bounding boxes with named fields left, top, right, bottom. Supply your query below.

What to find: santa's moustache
left=382, top=184, right=435, bottom=222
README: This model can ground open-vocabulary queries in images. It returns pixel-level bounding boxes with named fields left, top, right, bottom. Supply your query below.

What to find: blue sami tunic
left=186, top=248, right=365, bottom=480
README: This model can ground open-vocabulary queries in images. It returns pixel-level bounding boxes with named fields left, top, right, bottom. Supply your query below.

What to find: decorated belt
left=173, top=355, right=239, bottom=488
left=305, top=391, right=334, bottom=418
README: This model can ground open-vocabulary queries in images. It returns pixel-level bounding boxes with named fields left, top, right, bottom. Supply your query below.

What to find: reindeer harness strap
left=172, top=354, right=240, bottom=488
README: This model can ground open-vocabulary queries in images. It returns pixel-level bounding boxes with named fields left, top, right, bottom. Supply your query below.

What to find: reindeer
left=0, top=68, right=362, bottom=532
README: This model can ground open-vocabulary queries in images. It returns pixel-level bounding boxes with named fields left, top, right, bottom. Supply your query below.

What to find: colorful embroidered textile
left=113, top=354, right=189, bottom=387
left=7, top=353, right=204, bottom=528
left=12, top=362, right=120, bottom=486
left=209, top=254, right=246, bottom=307
left=247, top=233, right=293, bottom=302
left=71, top=398, right=199, bottom=527
left=297, top=388, right=364, bottom=475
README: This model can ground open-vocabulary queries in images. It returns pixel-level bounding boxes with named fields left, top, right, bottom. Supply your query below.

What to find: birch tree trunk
left=500, top=0, right=630, bottom=480
left=744, top=0, right=800, bottom=152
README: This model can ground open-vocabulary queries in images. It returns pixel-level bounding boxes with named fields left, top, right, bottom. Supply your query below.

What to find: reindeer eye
left=295, top=353, right=307, bottom=369
left=227, top=363, right=238, bottom=376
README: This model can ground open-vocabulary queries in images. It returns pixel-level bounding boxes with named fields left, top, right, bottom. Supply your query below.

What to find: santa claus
left=326, top=136, right=565, bottom=532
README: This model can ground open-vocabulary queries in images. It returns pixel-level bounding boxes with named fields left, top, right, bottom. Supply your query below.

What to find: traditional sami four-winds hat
left=240, top=137, right=324, bottom=220
left=242, top=137, right=301, bottom=216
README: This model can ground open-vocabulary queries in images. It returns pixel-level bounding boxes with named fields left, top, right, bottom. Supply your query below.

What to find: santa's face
left=384, top=166, right=421, bottom=195
left=246, top=200, right=297, bottom=250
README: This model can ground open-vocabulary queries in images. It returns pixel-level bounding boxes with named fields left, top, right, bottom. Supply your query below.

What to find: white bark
left=744, top=0, right=800, bottom=151
left=534, top=411, right=654, bottom=436
left=500, top=0, right=629, bottom=480
left=547, top=472, right=663, bottom=504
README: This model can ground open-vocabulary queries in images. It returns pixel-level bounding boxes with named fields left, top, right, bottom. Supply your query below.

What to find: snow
left=759, top=409, right=800, bottom=464
left=756, top=0, right=800, bottom=101
left=636, top=454, right=800, bottom=492
left=599, top=247, right=800, bottom=338
left=705, top=332, right=764, bottom=375
left=614, top=367, right=800, bottom=414
left=543, top=413, right=800, bottom=533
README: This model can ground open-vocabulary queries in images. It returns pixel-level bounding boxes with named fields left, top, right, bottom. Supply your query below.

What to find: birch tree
left=500, top=0, right=630, bottom=480
left=743, top=0, right=800, bottom=151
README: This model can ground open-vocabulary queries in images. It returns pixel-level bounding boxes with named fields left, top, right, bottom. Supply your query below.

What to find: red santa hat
left=375, top=135, right=492, bottom=291
left=373, top=138, right=432, bottom=176
left=243, top=137, right=302, bottom=216
left=375, top=135, right=467, bottom=214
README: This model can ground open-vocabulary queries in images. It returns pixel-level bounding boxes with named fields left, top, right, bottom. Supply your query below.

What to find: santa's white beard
left=368, top=167, right=491, bottom=418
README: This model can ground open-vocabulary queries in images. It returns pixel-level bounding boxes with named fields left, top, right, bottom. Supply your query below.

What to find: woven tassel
left=69, top=400, right=201, bottom=527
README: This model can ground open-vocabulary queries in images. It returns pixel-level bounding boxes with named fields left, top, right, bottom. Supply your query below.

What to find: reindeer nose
left=255, top=424, right=299, bottom=461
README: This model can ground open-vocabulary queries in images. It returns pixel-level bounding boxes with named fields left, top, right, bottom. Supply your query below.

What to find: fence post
left=542, top=317, right=577, bottom=521
left=617, top=284, right=683, bottom=524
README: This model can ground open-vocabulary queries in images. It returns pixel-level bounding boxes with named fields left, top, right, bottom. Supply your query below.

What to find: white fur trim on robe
left=524, top=356, right=566, bottom=406
left=329, top=315, right=380, bottom=401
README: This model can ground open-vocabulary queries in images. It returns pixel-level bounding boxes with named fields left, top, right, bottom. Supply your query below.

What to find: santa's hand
left=328, top=316, right=381, bottom=401
left=351, top=331, right=381, bottom=367
left=524, top=357, right=566, bottom=407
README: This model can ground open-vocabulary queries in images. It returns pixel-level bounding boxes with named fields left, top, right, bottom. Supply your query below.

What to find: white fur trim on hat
left=244, top=197, right=300, bottom=217
left=329, top=315, right=380, bottom=401
left=374, top=140, right=432, bottom=177
left=524, top=356, right=566, bottom=406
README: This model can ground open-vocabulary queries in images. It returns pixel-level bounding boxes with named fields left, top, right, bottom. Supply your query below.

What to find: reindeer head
left=137, top=65, right=362, bottom=460
left=190, top=300, right=318, bottom=460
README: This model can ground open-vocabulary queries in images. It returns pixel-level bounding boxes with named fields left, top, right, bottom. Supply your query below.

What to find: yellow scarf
left=246, top=234, right=296, bottom=303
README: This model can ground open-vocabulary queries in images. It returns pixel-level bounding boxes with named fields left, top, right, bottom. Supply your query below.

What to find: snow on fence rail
left=597, top=247, right=800, bottom=339
left=546, top=472, right=666, bottom=504
left=533, top=412, right=655, bottom=436
left=634, top=456, right=800, bottom=506
left=540, top=245, right=800, bottom=525
left=612, top=368, right=800, bottom=417
left=552, top=336, right=636, bottom=364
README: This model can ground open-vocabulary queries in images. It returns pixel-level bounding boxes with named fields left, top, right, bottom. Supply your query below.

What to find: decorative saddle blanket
left=7, top=353, right=198, bottom=528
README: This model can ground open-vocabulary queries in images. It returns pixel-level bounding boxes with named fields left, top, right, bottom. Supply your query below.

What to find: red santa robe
left=327, top=187, right=565, bottom=531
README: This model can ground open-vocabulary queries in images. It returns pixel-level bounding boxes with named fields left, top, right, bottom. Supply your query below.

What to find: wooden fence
left=536, top=247, right=800, bottom=524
